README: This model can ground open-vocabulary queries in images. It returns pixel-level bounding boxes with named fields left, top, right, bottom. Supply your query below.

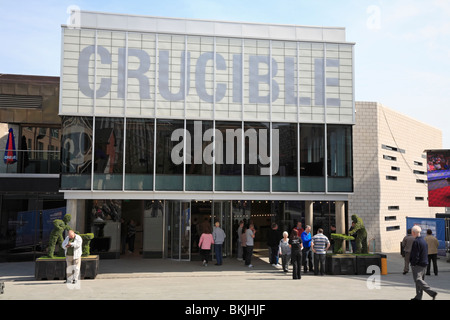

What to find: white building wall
left=350, top=102, right=444, bottom=252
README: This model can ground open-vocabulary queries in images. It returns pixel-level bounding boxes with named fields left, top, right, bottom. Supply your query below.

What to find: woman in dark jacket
left=289, top=229, right=303, bottom=279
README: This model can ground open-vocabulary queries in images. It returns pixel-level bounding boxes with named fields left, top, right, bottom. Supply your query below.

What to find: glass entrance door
left=165, top=201, right=191, bottom=260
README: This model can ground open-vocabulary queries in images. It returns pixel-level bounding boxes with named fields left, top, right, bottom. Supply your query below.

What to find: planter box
left=326, top=254, right=356, bottom=275
left=35, top=255, right=99, bottom=280
left=355, top=255, right=382, bottom=275
left=326, top=254, right=383, bottom=275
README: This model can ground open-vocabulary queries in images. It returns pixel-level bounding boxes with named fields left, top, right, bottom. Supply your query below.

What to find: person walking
left=127, top=219, right=136, bottom=254
left=62, top=230, right=83, bottom=284
left=241, top=225, right=248, bottom=263
left=410, top=225, right=438, bottom=300
left=268, top=223, right=282, bottom=267
left=301, top=225, right=313, bottom=273
left=213, top=221, right=226, bottom=265
left=198, top=224, right=214, bottom=267
left=401, top=229, right=415, bottom=275
left=425, top=229, right=439, bottom=276
left=236, top=220, right=244, bottom=261
left=245, top=223, right=256, bottom=268
left=278, top=231, right=291, bottom=272
left=289, top=229, right=303, bottom=279
left=311, top=228, right=330, bottom=276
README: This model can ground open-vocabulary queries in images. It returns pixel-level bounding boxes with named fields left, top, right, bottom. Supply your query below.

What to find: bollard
left=0, top=282, right=4, bottom=294
left=380, top=254, right=387, bottom=275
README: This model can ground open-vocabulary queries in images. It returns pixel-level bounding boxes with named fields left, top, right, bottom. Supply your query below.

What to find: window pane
left=61, top=117, right=93, bottom=190
left=300, top=124, right=325, bottom=192
left=272, top=123, right=298, bottom=192
left=215, top=121, right=242, bottom=191
left=244, top=122, right=270, bottom=192
left=125, top=118, right=154, bottom=190
left=155, top=119, right=184, bottom=191
left=93, top=117, right=124, bottom=190
left=185, top=120, right=213, bottom=191
left=327, top=125, right=353, bottom=192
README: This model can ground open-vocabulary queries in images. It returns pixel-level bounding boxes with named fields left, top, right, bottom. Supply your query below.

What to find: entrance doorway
left=164, top=200, right=232, bottom=261
left=121, top=200, right=144, bottom=258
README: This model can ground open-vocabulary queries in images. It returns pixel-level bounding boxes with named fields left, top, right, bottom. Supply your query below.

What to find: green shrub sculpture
left=348, top=214, right=368, bottom=254
left=46, top=213, right=94, bottom=258
left=331, top=234, right=354, bottom=254
left=47, top=219, right=67, bottom=258
left=78, top=233, right=94, bottom=256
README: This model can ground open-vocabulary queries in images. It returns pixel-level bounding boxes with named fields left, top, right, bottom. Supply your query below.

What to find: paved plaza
left=1, top=251, right=449, bottom=301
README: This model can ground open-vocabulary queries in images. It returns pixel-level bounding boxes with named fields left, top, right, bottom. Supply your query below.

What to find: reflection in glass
left=244, top=122, right=270, bottom=192
left=215, top=121, right=242, bottom=191
left=300, top=124, right=325, bottom=192
left=61, top=117, right=93, bottom=190
left=93, top=117, right=124, bottom=190
left=327, top=125, right=353, bottom=192
left=185, top=120, right=213, bottom=191
left=272, top=123, right=298, bottom=192
left=155, top=119, right=184, bottom=190
left=125, top=119, right=154, bottom=190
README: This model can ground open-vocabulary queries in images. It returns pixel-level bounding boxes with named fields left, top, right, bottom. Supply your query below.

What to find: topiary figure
left=348, top=214, right=368, bottom=254
left=62, top=214, right=72, bottom=231
left=78, top=233, right=94, bottom=257
left=331, top=234, right=354, bottom=254
left=47, top=219, right=66, bottom=258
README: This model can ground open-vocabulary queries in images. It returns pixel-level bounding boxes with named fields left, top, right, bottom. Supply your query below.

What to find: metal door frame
left=165, top=200, right=191, bottom=261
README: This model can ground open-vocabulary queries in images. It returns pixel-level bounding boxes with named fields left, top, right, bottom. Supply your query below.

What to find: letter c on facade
left=78, top=45, right=112, bottom=98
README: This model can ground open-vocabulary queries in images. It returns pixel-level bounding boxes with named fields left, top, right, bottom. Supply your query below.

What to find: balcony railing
left=0, top=149, right=61, bottom=174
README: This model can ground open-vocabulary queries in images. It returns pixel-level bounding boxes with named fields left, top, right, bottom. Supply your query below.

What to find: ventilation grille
left=0, top=94, right=43, bottom=108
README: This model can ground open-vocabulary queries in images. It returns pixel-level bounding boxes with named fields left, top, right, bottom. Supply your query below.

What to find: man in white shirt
left=62, top=230, right=83, bottom=284
left=213, top=221, right=226, bottom=265
left=245, top=224, right=256, bottom=268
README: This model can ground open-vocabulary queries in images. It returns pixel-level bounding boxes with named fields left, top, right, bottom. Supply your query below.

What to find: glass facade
left=61, top=117, right=353, bottom=193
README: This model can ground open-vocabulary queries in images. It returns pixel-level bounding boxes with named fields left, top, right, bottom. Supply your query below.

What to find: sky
left=1, top=0, right=449, bottom=147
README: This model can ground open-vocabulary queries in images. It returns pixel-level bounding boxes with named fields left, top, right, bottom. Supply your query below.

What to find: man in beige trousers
left=425, top=229, right=439, bottom=276
left=62, top=230, right=83, bottom=284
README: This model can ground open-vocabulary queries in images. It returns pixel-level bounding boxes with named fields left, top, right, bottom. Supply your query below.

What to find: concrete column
left=305, top=201, right=314, bottom=231
left=66, top=199, right=85, bottom=232
left=335, top=201, right=346, bottom=252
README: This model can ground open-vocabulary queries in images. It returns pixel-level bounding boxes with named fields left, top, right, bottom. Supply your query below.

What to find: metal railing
left=0, top=149, right=60, bottom=174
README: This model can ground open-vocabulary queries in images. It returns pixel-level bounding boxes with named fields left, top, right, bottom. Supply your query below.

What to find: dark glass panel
left=300, top=124, right=325, bottom=192
left=272, top=123, right=298, bottom=192
left=327, top=125, right=353, bottom=192
left=155, top=119, right=184, bottom=191
left=60, top=117, right=93, bottom=190
left=185, top=120, right=213, bottom=191
left=215, top=121, right=242, bottom=191
left=93, top=117, right=124, bottom=190
left=125, top=118, right=154, bottom=190
left=244, top=122, right=270, bottom=192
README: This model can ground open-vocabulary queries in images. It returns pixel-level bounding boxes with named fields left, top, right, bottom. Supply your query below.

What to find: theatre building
left=59, top=11, right=354, bottom=260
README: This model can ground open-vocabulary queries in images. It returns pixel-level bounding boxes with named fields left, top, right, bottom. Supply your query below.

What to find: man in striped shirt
left=312, top=228, right=330, bottom=276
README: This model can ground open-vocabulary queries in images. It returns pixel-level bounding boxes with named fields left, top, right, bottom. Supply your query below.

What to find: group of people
left=401, top=226, right=439, bottom=300
left=268, top=222, right=330, bottom=279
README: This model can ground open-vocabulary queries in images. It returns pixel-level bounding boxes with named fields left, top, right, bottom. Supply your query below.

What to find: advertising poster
left=427, top=149, right=450, bottom=207
left=406, top=217, right=446, bottom=256
left=14, top=210, right=37, bottom=248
